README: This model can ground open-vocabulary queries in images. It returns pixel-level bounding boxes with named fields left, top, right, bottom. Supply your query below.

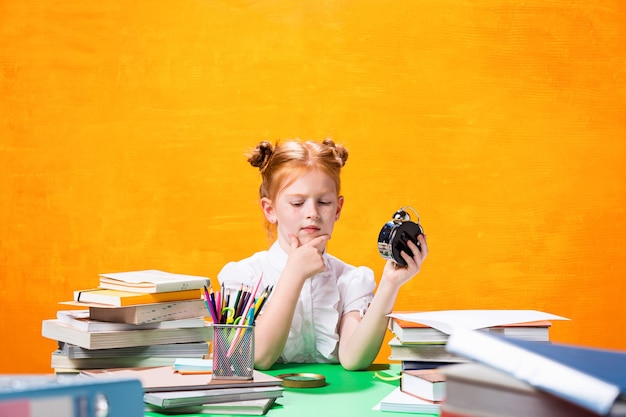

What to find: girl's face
left=262, top=169, right=343, bottom=252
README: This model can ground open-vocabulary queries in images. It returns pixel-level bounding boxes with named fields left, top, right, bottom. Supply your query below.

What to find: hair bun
left=248, top=140, right=274, bottom=170
left=323, top=138, right=349, bottom=167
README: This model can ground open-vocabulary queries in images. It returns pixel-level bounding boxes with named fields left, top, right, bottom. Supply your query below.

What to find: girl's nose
left=307, top=202, right=320, bottom=219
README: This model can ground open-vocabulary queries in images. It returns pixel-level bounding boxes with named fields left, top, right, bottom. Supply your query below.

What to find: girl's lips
left=301, top=226, right=320, bottom=233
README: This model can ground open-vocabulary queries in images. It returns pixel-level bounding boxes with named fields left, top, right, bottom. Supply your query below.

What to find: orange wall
left=2, top=1, right=625, bottom=373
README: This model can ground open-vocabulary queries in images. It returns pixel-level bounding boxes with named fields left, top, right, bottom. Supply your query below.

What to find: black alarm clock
left=377, top=207, right=424, bottom=266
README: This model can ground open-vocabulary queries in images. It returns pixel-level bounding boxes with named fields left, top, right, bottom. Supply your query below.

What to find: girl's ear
left=335, top=195, right=344, bottom=221
left=260, top=197, right=276, bottom=223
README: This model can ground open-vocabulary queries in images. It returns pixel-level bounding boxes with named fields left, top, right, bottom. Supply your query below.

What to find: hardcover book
left=56, top=310, right=205, bottom=332
left=71, top=288, right=201, bottom=307
left=87, top=299, right=208, bottom=324
left=58, top=341, right=209, bottom=359
left=446, top=328, right=626, bottom=416
left=389, top=317, right=553, bottom=344
left=143, top=385, right=284, bottom=408
left=99, top=270, right=210, bottom=293
left=374, top=387, right=441, bottom=415
left=388, top=337, right=467, bottom=363
left=400, top=369, right=446, bottom=403
left=81, top=366, right=283, bottom=393
left=442, top=362, right=602, bottom=417
left=42, top=319, right=212, bottom=350
left=51, top=350, right=186, bottom=371
left=145, top=397, right=278, bottom=416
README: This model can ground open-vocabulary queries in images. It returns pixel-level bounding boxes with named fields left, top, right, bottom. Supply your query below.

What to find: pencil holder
left=212, top=324, right=254, bottom=380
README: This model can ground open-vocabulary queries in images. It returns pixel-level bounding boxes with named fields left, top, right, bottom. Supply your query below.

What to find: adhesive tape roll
left=277, top=373, right=326, bottom=388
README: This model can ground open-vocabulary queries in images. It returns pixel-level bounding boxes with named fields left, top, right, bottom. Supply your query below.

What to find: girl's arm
left=253, top=234, right=329, bottom=370
left=337, top=234, right=428, bottom=371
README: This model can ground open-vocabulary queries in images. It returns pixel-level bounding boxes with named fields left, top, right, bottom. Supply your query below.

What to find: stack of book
left=387, top=310, right=565, bottom=371
left=42, top=270, right=212, bottom=373
left=441, top=327, right=626, bottom=417
left=375, top=310, right=569, bottom=415
left=82, top=364, right=284, bottom=415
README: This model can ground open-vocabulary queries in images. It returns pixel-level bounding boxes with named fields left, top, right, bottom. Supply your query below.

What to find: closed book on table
left=58, top=341, right=209, bottom=359
left=0, top=375, right=144, bottom=417
left=72, top=288, right=201, bottom=307
left=442, top=362, right=602, bottom=417
left=389, top=317, right=553, bottom=344
left=145, top=397, right=278, bottom=416
left=99, top=270, right=210, bottom=293
left=446, top=328, right=626, bottom=416
left=81, top=366, right=283, bottom=393
left=143, top=385, right=284, bottom=408
left=56, top=310, right=205, bottom=332
left=400, top=369, right=446, bottom=402
left=51, top=350, right=184, bottom=371
left=42, top=319, right=212, bottom=350
left=86, top=299, right=208, bottom=324
left=388, top=310, right=566, bottom=344
left=389, top=337, right=467, bottom=363
left=375, top=387, right=441, bottom=415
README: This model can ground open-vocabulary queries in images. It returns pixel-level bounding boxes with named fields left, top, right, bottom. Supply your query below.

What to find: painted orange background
left=1, top=1, right=625, bottom=374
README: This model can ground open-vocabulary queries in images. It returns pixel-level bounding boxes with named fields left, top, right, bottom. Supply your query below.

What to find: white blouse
left=217, top=241, right=376, bottom=363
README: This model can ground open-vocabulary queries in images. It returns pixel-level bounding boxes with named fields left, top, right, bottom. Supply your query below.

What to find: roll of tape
left=277, top=373, right=326, bottom=388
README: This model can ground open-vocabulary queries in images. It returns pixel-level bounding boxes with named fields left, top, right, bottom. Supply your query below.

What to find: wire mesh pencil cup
left=212, top=324, right=254, bottom=380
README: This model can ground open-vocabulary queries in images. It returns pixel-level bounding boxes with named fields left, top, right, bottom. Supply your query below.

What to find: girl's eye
left=290, top=202, right=304, bottom=207
left=319, top=201, right=331, bottom=205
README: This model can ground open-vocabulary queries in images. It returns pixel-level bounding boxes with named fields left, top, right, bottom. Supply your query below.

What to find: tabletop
left=145, top=362, right=437, bottom=417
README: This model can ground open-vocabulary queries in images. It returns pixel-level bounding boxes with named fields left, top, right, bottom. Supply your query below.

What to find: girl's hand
left=284, top=234, right=329, bottom=280
left=382, top=234, right=428, bottom=286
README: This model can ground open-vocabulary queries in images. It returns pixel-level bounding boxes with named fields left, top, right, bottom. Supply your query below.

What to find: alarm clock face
left=378, top=219, right=424, bottom=266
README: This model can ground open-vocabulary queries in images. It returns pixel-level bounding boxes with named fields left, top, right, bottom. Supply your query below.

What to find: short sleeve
left=338, top=266, right=376, bottom=317
left=217, top=260, right=261, bottom=289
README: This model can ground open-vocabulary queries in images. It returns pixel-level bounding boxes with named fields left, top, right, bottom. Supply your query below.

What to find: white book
left=51, top=350, right=183, bottom=370
left=42, top=319, right=212, bottom=350
left=145, top=397, right=278, bottom=416
left=56, top=310, right=205, bottom=332
left=373, top=387, right=441, bottom=414
left=99, top=270, right=210, bottom=293
left=58, top=341, right=209, bottom=359
left=144, top=385, right=284, bottom=408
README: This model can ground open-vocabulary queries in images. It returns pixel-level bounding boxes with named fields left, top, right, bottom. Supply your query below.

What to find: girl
left=217, top=139, right=428, bottom=371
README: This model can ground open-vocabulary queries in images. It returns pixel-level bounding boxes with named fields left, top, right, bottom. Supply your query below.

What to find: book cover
left=87, top=299, right=208, bottom=324
left=57, top=341, right=209, bottom=359
left=145, top=397, right=277, bottom=416
left=143, top=385, right=284, bottom=408
left=42, top=319, right=212, bottom=350
left=446, top=328, right=626, bottom=416
left=99, top=270, right=210, bottom=293
left=71, top=288, right=201, bottom=307
left=442, top=362, right=602, bottom=417
left=56, top=310, right=205, bottom=332
left=81, top=366, right=283, bottom=393
left=400, top=369, right=446, bottom=402
left=0, top=375, right=144, bottom=417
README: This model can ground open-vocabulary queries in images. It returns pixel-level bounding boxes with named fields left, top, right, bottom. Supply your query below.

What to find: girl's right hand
left=284, top=234, right=329, bottom=280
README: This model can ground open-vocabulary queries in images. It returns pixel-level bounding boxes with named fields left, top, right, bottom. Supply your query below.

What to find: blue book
left=446, top=327, right=626, bottom=416
left=0, top=375, right=144, bottom=417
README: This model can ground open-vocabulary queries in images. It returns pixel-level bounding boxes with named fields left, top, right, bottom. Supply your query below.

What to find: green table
left=145, top=363, right=437, bottom=416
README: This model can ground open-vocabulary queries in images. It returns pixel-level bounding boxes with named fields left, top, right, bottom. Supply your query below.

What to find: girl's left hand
left=382, top=234, right=428, bottom=286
